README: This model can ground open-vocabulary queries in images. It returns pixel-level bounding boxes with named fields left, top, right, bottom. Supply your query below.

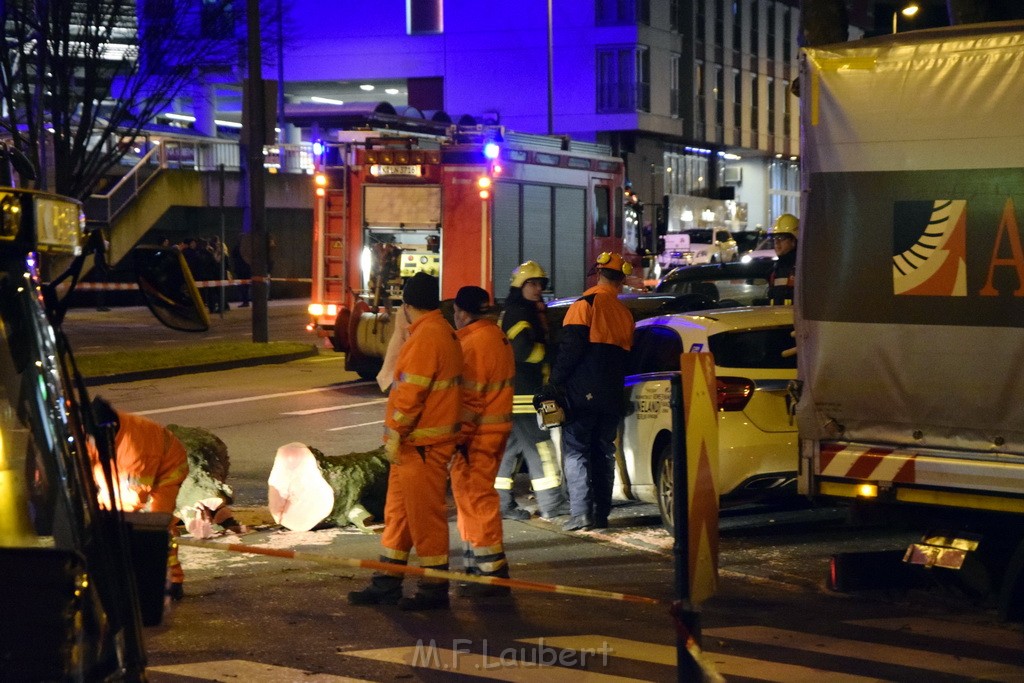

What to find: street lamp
left=892, top=3, right=920, bottom=34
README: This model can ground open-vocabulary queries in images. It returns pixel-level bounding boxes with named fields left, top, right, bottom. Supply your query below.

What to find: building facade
left=181, top=1, right=815, bottom=240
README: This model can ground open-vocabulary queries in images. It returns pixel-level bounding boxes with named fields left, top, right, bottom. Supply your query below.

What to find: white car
left=740, top=236, right=778, bottom=264
left=614, top=306, right=798, bottom=529
left=659, top=229, right=739, bottom=269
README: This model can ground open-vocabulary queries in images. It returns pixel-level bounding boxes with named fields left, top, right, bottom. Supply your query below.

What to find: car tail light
left=717, top=376, right=755, bottom=411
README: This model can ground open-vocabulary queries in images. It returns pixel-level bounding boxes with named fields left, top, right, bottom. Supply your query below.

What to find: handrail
left=85, top=139, right=314, bottom=223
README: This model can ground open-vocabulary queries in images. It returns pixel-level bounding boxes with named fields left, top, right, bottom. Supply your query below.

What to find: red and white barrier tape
left=75, top=277, right=312, bottom=291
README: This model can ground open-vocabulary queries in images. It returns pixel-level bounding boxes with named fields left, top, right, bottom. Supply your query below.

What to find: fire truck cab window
left=595, top=186, right=611, bottom=237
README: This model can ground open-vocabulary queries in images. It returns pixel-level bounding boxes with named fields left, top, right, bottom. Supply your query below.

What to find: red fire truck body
left=307, top=125, right=638, bottom=378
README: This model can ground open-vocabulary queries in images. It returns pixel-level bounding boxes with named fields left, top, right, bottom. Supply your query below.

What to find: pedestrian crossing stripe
left=846, top=617, right=1023, bottom=650
left=704, top=625, right=1024, bottom=682
left=148, top=659, right=372, bottom=682
left=344, top=644, right=650, bottom=681
left=147, top=619, right=1024, bottom=682
left=522, top=636, right=878, bottom=683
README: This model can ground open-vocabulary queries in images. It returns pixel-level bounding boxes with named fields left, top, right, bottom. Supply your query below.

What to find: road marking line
left=328, top=420, right=384, bottom=432
left=283, top=399, right=387, bottom=415
left=847, top=617, right=1023, bottom=650
left=134, top=382, right=376, bottom=416
left=148, top=659, right=371, bottom=682
left=704, top=625, right=1023, bottom=681
left=520, top=636, right=877, bottom=683
left=345, top=645, right=650, bottom=681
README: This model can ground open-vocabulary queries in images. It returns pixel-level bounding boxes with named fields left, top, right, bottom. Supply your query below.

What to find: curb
left=82, top=346, right=321, bottom=386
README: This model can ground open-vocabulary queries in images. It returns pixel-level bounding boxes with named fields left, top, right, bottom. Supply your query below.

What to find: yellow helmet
left=595, top=251, right=633, bottom=276
left=768, top=213, right=799, bottom=238
left=510, top=260, right=549, bottom=289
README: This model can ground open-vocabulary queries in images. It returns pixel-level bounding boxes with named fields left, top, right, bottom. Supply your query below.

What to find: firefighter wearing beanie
left=348, top=272, right=463, bottom=610
left=450, top=286, right=516, bottom=597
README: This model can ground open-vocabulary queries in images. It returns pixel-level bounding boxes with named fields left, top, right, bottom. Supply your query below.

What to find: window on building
left=670, top=0, right=683, bottom=32
left=695, top=61, right=706, bottom=136
left=696, top=0, right=706, bottom=43
left=783, top=7, right=792, bottom=62
left=767, top=75, right=775, bottom=136
left=200, top=0, right=234, bottom=39
left=407, top=0, right=443, bottom=34
left=750, top=72, right=759, bottom=133
left=596, top=0, right=648, bottom=25
left=714, top=64, right=724, bottom=141
left=665, top=151, right=710, bottom=196
left=597, top=46, right=650, bottom=113
left=669, top=53, right=682, bottom=117
left=769, top=159, right=800, bottom=220
left=749, top=0, right=758, bottom=54
left=732, top=1, right=742, bottom=56
left=733, top=68, right=742, bottom=136
left=783, top=78, right=792, bottom=141
left=767, top=2, right=776, bottom=58
left=715, top=1, right=724, bottom=48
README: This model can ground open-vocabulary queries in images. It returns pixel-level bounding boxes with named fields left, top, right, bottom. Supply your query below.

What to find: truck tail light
left=716, top=377, right=755, bottom=411
left=308, top=303, right=325, bottom=316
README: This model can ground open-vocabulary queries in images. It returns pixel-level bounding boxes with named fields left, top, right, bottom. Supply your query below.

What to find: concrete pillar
left=193, top=81, right=217, bottom=138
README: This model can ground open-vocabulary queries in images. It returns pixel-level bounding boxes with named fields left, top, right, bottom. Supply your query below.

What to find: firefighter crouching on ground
left=548, top=253, right=634, bottom=532
left=766, top=213, right=798, bottom=305
left=450, top=286, right=516, bottom=597
left=89, top=397, right=189, bottom=600
left=348, top=272, right=463, bottom=611
left=496, top=261, right=569, bottom=520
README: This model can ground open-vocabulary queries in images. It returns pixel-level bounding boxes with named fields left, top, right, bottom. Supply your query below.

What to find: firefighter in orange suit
left=90, top=397, right=189, bottom=599
left=348, top=272, right=463, bottom=611
left=449, top=286, right=515, bottom=597
left=549, top=252, right=635, bottom=532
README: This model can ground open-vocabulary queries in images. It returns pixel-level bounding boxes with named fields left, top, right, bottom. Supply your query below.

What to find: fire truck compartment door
left=364, top=185, right=441, bottom=228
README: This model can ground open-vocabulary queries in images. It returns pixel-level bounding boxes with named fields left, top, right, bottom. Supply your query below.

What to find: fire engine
left=306, top=123, right=641, bottom=379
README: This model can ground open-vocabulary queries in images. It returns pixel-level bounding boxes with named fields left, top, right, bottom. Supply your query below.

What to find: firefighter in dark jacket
left=766, top=213, right=798, bottom=305
left=496, top=261, right=569, bottom=520
left=549, top=253, right=634, bottom=532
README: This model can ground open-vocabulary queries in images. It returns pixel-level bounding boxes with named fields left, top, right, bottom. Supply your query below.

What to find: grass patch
left=76, top=341, right=317, bottom=378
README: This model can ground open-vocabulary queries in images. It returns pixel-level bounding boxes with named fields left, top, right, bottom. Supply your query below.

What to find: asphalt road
left=65, top=301, right=1024, bottom=681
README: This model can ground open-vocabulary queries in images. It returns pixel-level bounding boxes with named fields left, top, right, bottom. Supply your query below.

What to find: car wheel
left=655, top=443, right=674, bottom=531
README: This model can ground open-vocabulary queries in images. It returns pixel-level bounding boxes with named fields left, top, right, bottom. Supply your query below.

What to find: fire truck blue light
left=312, top=141, right=324, bottom=156
left=483, top=142, right=500, bottom=159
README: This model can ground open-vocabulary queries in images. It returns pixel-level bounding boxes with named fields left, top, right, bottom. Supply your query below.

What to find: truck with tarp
left=794, top=22, right=1024, bottom=620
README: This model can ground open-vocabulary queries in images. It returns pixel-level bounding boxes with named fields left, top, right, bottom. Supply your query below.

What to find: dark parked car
left=654, top=259, right=774, bottom=306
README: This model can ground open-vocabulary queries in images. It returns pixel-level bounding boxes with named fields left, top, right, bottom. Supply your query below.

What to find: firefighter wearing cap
left=348, top=272, right=463, bottom=611
left=496, top=261, right=569, bottom=521
left=88, top=399, right=189, bottom=599
left=766, top=213, right=798, bottom=305
left=549, top=253, right=634, bottom=532
left=450, top=286, right=516, bottom=597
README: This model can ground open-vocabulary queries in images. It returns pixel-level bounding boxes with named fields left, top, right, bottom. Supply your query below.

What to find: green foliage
left=166, top=424, right=233, bottom=513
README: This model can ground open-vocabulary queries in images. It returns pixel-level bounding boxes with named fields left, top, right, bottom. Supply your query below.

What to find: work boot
left=562, top=514, right=594, bottom=532
left=398, top=591, right=450, bottom=610
left=347, top=574, right=402, bottom=606
left=399, top=579, right=449, bottom=611
left=459, top=565, right=511, bottom=598
left=536, top=487, right=570, bottom=520
left=499, top=489, right=531, bottom=520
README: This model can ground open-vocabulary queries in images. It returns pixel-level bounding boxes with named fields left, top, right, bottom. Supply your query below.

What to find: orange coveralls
left=91, top=411, right=189, bottom=586
left=451, top=318, right=515, bottom=576
left=380, top=309, right=463, bottom=587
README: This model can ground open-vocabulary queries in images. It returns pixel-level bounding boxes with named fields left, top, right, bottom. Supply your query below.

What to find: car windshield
left=682, top=229, right=713, bottom=244
left=657, top=275, right=769, bottom=306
